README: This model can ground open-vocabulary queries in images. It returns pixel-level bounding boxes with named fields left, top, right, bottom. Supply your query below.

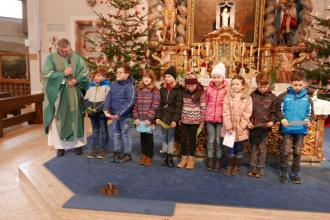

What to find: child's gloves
left=104, top=111, right=111, bottom=118
left=281, top=119, right=289, bottom=128
left=304, top=119, right=310, bottom=127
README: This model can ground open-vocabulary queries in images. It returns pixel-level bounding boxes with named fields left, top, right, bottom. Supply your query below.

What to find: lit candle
left=191, top=47, right=194, bottom=56
left=250, top=45, right=253, bottom=57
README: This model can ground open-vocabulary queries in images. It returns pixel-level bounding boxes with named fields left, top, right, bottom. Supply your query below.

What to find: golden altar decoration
left=203, top=27, right=244, bottom=77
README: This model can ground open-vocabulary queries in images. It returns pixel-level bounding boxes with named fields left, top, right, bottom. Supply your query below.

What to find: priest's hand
left=64, top=67, right=73, bottom=76
left=67, top=79, right=77, bottom=87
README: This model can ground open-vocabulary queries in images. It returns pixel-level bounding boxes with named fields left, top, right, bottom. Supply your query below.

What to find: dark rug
left=44, top=127, right=330, bottom=216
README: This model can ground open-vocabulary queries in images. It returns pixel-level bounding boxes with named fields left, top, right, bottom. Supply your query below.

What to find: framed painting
left=0, top=53, right=29, bottom=80
left=188, top=0, right=264, bottom=46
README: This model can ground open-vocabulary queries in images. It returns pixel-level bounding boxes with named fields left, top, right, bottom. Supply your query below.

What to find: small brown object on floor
left=100, top=182, right=118, bottom=196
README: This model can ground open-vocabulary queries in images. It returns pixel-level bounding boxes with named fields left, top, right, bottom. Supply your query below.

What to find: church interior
left=1, top=0, right=330, bottom=219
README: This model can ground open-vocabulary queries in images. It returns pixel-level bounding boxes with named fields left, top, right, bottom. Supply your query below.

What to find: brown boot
left=139, top=154, right=146, bottom=165
left=177, top=155, right=188, bottom=168
left=144, top=157, right=153, bottom=166
left=231, top=158, right=241, bottom=176
left=225, top=157, right=235, bottom=176
left=186, top=156, right=195, bottom=170
left=214, top=159, right=221, bottom=172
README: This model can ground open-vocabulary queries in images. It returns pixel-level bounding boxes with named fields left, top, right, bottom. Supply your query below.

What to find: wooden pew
left=0, top=93, right=44, bottom=137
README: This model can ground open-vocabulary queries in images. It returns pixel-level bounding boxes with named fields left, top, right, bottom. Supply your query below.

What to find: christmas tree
left=86, top=0, right=149, bottom=80
left=302, top=12, right=330, bottom=87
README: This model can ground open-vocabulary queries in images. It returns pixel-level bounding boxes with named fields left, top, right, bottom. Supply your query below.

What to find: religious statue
left=176, top=0, right=188, bottom=44
left=162, top=0, right=177, bottom=44
left=221, top=7, right=230, bottom=27
left=275, top=0, right=298, bottom=46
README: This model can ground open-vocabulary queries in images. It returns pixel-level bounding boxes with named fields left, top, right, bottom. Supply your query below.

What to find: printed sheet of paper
left=136, top=122, right=152, bottom=134
left=223, top=131, right=236, bottom=148
left=288, top=121, right=308, bottom=126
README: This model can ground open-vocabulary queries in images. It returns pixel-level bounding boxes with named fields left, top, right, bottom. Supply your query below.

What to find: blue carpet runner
left=44, top=127, right=330, bottom=216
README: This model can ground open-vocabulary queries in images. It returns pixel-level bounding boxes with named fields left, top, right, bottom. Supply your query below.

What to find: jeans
left=206, top=122, right=222, bottom=159
left=280, top=134, right=304, bottom=176
left=180, top=123, right=199, bottom=156
left=161, top=127, right=175, bottom=154
left=90, top=112, right=108, bottom=149
left=140, top=132, right=154, bottom=158
left=112, top=117, right=133, bottom=154
left=227, top=141, right=244, bottom=158
left=249, top=128, right=269, bottom=169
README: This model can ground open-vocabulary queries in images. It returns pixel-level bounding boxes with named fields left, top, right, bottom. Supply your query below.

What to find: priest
left=43, top=38, right=89, bottom=156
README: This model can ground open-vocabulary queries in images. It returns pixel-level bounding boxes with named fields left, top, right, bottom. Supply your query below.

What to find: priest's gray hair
left=57, top=38, right=71, bottom=48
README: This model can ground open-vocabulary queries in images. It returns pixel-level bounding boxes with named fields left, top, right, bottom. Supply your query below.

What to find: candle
left=191, top=47, right=194, bottom=56
left=242, top=42, right=245, bottom=56
left=250, top=45, right=253, bottom=57
left=257, top=48, right=260, bottom=57
left=198, top=45, right=201, bottom=57
left=206, top=42, right=210, bottom=57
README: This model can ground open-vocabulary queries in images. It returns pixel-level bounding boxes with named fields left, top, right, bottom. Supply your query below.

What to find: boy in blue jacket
left=276, top=70, right=313, bottom=184
left=103, top=64, right=136, bottom=163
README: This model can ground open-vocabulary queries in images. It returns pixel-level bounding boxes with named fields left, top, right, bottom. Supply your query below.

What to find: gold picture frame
left=188, top=0, right=265, bottom=46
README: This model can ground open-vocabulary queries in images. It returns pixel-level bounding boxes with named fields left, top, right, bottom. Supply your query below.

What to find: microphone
left=67, top=52, right=72, bottom=65
left=66, top=52, right=72, bottom=80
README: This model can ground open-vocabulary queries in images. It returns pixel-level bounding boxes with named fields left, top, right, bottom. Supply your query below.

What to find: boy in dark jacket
left=84, top=72, right=111, bottom=159
left=155, top=66, right=183, bottom=167
left=104, top=64, right=136, bottom=163
left=247, top=73, right=277, bottom=178
left=276, top=70, right=313, bottom=184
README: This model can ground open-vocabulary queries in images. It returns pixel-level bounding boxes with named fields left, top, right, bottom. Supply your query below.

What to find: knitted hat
left=185, top=78, right=199, bottom=85
left=165, top=66, right=177, bottom=79
left=211, top=63, right=226, bottom=79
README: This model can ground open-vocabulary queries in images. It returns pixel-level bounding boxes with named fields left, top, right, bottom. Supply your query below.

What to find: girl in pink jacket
left=223, top=75, right=252, bottom=176
left=204, top=63, right=227, bottom=172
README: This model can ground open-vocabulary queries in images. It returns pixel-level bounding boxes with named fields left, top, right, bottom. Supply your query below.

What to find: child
left=177, top=75, right=206, bottom=170
left=133, top=70, right=160, bottom=166
left=84, top=72, right=111, bottom=159
left=223, top=75, right=252, bottom=176
left=247, top=73, right=277, bottom=178
left=204, top=63, right=227, bottom=171
left=155, top=66, right=183, bottom=167
left=276, top=70, right=313, bottom=184
left=103, top=64, right=136, bottom=163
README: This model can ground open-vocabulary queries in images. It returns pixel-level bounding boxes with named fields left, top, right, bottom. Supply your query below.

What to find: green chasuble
left=43, top=52, right=89, bottom=142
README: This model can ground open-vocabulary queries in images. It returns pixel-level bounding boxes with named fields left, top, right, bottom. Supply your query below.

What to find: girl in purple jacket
left=133, top=70, right=160, bottom=166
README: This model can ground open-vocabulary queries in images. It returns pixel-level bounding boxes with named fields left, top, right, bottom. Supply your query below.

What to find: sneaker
left=75, top=147, right=83, bottom=155
left=57, top=149, right=65, bottom=157
left=207, top=158, right=213, bottom=171
left=120, top=154, right=132, bottom=163
left=96, top=150, right=109, bottom=159
left=292, top=175, right=302, bottom=184
left=110, top=151, right=121, bottom=163
left=280, top=174, right=289, bottom=184
left=87, top=150, right=99, bottom=159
